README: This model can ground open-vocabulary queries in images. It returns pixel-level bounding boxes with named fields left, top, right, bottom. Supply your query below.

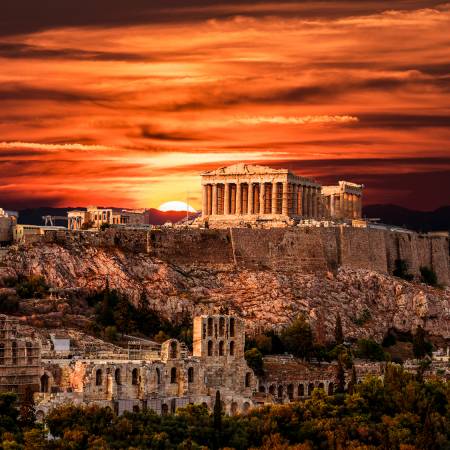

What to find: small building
left=68, top=206, right=145, bottom=230
left=12, top=225, right=66, bottom=244
left=0, top=209, right=18, bottom=245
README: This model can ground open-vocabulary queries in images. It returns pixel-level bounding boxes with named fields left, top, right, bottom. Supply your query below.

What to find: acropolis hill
left=0, top=162, right=449, bottom=342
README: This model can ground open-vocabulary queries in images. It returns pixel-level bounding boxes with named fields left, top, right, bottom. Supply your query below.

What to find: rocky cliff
left=1, top=241, right=448, bottom=343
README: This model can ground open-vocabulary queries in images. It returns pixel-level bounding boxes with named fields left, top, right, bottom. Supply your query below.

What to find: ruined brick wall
left=40, top=227, right=449, bottom=284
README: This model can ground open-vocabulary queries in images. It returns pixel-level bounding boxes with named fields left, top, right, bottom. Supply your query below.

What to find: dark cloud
left=0, top=43, right=145, bottom=61
left=139, top=125, right=205, bottom=141
left=358, top=114, right=450, bottom=129
left=1, top=1, right=446, bottom=37
left=0, top=82, right=102, bottom=103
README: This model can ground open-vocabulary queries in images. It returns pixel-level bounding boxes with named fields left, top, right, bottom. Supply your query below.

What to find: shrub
left=244, top=348, right=264, bottom=376
left=355, top=339, right=387, bottom=361
left=11, top=275, right=49, bottom=299
left=393, top=259, right=414, bottom=281
left=382, top=331, right=397, bottom=348
left=420, top=266, right=438, bottom=287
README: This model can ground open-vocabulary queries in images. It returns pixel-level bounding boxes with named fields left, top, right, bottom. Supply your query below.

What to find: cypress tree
left=335, top=313, right=344, bottom=345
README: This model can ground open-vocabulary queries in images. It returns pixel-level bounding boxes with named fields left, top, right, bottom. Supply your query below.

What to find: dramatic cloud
left=0, top=1, right=449, bottom=210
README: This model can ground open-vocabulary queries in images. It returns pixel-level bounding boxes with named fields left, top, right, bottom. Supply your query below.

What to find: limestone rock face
left=1, top=243, right=449, bottom=342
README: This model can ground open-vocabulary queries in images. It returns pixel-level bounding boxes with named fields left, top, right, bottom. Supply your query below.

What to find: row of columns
left=202, top=182, right=321, bottom=218
left=328, top=192, right=362, bottom=219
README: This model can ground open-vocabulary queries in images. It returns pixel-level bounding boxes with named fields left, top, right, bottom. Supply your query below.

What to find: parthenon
left=201, top=163, right=363, bottom=226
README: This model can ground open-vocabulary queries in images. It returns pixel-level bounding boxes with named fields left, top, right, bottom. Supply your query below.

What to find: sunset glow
left=158, top=201, right=196, bottom=212
left=1, top=1, right=449, bottom=210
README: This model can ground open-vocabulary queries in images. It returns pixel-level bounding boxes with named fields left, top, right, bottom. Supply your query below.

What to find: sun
left=158, top=201, right=197, bottom=212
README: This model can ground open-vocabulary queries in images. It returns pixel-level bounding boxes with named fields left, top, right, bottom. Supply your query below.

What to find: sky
left=1, top=0, right=449, bottom=211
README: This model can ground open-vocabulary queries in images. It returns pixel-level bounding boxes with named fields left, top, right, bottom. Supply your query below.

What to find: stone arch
left=318, top=382, right=324, bottom=390
left=277, top=385, right=283, bottom=398
left=328, top=382, right=334, bottom=395
left=170, top=341, right=178, bottom=359
left=207, top=318, right=213, bottom=336
left=298, top=384, right=304, bottom=397
left=35, top=410, right=45, bottom=422
left=170, top=367, right=177, bottom=384
left=132, top=368, right=138, bottom=385
left=156, top=367, right=161, bottom=385
left=161, top=403, right=168, bottom=416
left=201, top=402, right=208, bottom=410
left=229, top=341, right=235, bottom=356
left=242, top=402, right=250, bottom=414
left=115, top=368, right=121, bottom=385
left=269, top=384, right=276, bottom=395
left=287, top=384, right=294, bottom=400
left=95, top=369, right=102, bottom=386
left=245, top=372, right=251, bottom=388
left=219, top=340, right=224, bottom=356
left=207, top=340, right=213, bottom=356
left=188, top=367, right=194, bottom=383
left=219, top=317, right=225, bottom=336
left=40, top=374, right=49, bottom=393
left=259, top=385, right=266, bottom=393
left=229, top=318, right=235, bottom=337
left=307, top=383, right=314, bottom=396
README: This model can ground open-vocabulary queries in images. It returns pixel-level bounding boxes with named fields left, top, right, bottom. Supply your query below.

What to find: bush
left=0, top=293, right=19, bottom=314
left=393, top=259, right=414, bottom=281
left=8, top=275, right=49, bottom=299
left=420, top=266, right=438, bottom=287
left=355, top=339, right=387, bottom=361
left=244, top=348, right=264, bottom=376
left=280, top=315, right=313, bottom=359
left=382, top=331, right=397, bottom=348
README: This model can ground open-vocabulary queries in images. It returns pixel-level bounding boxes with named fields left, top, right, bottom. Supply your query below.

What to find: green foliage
left=280, top=315, right=313, bottom=359
left=412, top=325, right=433, bottom=359
left=420, top=266, right=438, bottom=287
left=244, top=348, right=264, bottom=376
left=355, top=339, right=388, bottom=361
left=5, top=274, right=49, bottom=299
left=99, top=223, right=111, bottom=231
left=334, top=312, right=343, bottom=345
left=350, top=308, right=372, bottom=326
left=87, top=287, right=193, bottom=345
left=393, top=259, right=414, bottom=281
left=1, top=370, right=449, bottom=449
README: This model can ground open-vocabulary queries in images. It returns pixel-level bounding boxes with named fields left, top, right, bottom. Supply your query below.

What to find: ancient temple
left=201, top=163, right=363, bottom=226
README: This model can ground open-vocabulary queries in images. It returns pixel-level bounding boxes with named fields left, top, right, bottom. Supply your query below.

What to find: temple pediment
left=202, top=163, right=287, bottom=176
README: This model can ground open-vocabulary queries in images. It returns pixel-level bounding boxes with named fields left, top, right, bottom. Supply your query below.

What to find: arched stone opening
left=229, top=341, right=235, bottom=356
left=170, top=367, right=177, bottom=384
left=307, top=383, right=314, bottom=396
left=219, top=341, right=224, bottom=356
left=298, top=384, right=304, bottom=397
left=132, top=368, right=138, bottom=386
left=161, top=403, right=168, bottom=416
left=287, top=384, right=294, bottom=400
left=188, top=367, right=194, bottom=383
left=115, top=368, right=121, bottom=385
left=277, top=385, right=283, bottom=398
left=40, top=374, right=49, bottom=393
left=207, top=340, right=213, bottom=356
left=328, top=382, right=334, bottom=395
left=95, top=369, right=102, bottom=386
left=169, top=341, right=177, bottom=359
left=245, top=372, right=251, bottom=388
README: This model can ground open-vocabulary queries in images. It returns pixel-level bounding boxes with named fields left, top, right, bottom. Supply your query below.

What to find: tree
left=336, top=356, right=346, bottom=393
left=23, top=428, right=47, bottom=450
left=213, top=390, right=222, bottom=449
left=334, top=313, right=344, bottom=345
left=347, top=365, right=357, bottom=394
left=356, top=339, right=387, bottom=361
left=280, top=315, right=313, bottom=360
left=393, top=259, right=414, bottom=281
left=412, top=325, right=432, bottom=359
left=420, top=266, right=438, bottom=287
left=245, top=348, right=264, bottom=376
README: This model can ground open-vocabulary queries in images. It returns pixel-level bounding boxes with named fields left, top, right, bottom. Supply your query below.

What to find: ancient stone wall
left=40, top=227, right=449, bottom=285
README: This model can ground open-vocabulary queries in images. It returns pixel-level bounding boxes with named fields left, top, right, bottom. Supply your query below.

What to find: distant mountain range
left=15, top=205, right=450, bottom=232
left=362, top=204, right=450, bottom=232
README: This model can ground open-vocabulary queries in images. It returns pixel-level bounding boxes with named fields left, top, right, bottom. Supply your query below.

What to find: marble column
left=282, top=182, right=289, bottom=215
left=298, top=185, right=303, bottom=216
left=236, top=183, right=241, bottom=215
left=202, top=185, right=207, bottom=216
left=248, top=183, right=254, bottom=214
left=311, top=188, right=316, bottom=218
left=259, top=183, right=265, bottom=214
left=302, top=186, right=307, bottom=217
left=271, top=182, right=278, bottom=214
left=291, top=184, right=297, bottom=215
left=212, top=184, right=217, bottom=215
left=224, top=183, right=230, bottom=215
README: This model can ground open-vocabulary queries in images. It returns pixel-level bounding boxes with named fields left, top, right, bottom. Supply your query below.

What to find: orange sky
left=1, top=1, right=449, bottom=210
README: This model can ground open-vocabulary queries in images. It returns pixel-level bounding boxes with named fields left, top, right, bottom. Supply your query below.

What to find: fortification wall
left=40, top=227, right=449, bottom=285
